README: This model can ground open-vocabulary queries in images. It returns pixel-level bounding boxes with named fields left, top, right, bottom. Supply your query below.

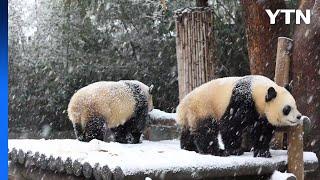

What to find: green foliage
left=9, top=0, right=250, bottom=135
left=212, top=0, right=250, bottom=77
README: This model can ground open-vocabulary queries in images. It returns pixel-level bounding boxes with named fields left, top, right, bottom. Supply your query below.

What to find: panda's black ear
left=284, top=80, right=293, bottom=93
left=265, top=87, right=277, bottom=102
left=149, top=84, right=154, bottom=94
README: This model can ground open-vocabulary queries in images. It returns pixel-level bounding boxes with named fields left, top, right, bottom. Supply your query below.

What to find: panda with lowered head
left=176, top=75, right=305, bottom=157
left=68, top=80, right=153, bottom=144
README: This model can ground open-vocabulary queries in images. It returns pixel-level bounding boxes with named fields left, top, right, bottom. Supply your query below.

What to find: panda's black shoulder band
left=124, top=82, right=147, bottom=111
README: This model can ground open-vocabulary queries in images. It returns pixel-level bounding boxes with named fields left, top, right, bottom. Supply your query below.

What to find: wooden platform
left=8, top=139, right=318, bottom=179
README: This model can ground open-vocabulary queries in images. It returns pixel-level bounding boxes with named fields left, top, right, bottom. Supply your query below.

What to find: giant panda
left=176, top=75, right=304, bottom=157
left=68, top=80, right=153, bottom=144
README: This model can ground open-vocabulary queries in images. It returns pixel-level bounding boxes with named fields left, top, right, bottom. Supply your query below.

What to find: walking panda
left=176, top=75, right=304, bottom=157
left=68, top=80, right=153, bottom=143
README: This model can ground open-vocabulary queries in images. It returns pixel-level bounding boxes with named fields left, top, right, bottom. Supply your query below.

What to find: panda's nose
left=297, top=115, right=301, bottom=120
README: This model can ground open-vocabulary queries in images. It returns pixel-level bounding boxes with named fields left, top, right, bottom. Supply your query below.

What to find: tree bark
left=175, top=7, right=215, bottom=100
left=240, top=0, right=289, bottom=79
left=290, top=0, right=320, bottom=175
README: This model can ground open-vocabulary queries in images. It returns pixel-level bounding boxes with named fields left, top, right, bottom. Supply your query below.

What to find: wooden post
left=273, top=37, right=304, bottom=180
left=288, top=125, right=304, bottom=180
left=272, top=37, right=293, bottom=149
left=175, top=7, right=215, bottom=100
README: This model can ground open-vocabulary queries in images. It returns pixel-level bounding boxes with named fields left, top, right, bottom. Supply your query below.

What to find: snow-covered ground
left=8, top=139, right=318, bottom=177
left=270, top=170, right=295, bottom=180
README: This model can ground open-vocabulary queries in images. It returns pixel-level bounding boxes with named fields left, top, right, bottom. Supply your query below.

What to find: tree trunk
left=240, top=0, right=289, bottom=79
left=291, top=0, right=320, bottom=169
left=175, top=7, right=215, bottom=100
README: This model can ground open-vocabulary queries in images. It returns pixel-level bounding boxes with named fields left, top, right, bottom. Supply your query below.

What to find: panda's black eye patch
left=283, top=105, right=291, bottom=116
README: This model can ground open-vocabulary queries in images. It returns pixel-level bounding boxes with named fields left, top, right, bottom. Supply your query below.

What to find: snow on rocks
left=148, top=109, right=177, bottom=121
left=8, top=139, right=318, bottom=179
left=147, top=109, right=177, bottom=126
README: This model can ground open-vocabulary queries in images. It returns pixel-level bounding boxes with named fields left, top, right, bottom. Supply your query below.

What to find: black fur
left=251, top=117, right=275, bottom=157
left=180, top=126, right=197, bottom=151
left=193, top=118, right=221, bottom=155
left=74, top=117, right=106, bottom=142
left=180, top=118, right=223, bottom=156
left=181, top=76, right=276, bottom=157
left=73, top=123, right=84, bottom=141
left=265, top=87, right=277, bottom=102
left=108, top=82, right=148, bottom=144
left=219, top=76, right=257, bottom=156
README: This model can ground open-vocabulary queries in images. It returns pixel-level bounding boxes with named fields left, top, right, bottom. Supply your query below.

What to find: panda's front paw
left=253, top=149, right=271, bottom=158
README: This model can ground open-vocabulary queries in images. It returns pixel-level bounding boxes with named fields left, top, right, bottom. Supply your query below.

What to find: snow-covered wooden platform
left=8, top=139, right=318, bottom=179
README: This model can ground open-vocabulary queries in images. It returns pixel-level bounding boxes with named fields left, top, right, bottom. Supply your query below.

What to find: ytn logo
left=266, top=9, right=311, bottom=24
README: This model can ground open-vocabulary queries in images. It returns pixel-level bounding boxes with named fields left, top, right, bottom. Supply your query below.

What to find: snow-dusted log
left=64, top=157, right=73, bottom=174
left=101, top=165, right=112, bottom=180
left=113, top=166, right=125, bottom=180
left=93, top=163, right=102, bottom=180
left=72, top=160, right=82, bottom=176
left=17, top=149, right=25, bottom=164
left=82, top=162, right=92, bottom=179
left=8, top=139, right=319, bottom=179
left=25, top=151, right=35, bottom=167
left=55, top=156, right=64, bottom=173
left=48, top=155, right=56, bottom=171
left=39, top=154, right=48, bottom=170
left=10, top=148, right=17, bottom=163
left=33, top=152, right=40, bottom=168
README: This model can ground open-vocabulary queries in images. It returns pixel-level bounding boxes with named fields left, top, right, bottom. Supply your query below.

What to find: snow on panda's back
left=68, top=81, right=136, bottom=128
left=176, top=76, right=242, bottom=128
left=120, top=80, right=154, bottom=112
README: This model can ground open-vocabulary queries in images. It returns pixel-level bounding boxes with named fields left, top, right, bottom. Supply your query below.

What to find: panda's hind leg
left=180, top=126, right=197, bottom=152
left=82, top=116, right=106, bottom=142
left=111, top=125, right=130, bottom=143
left=73, top=123, right=84, bottom=141
left=192, top=117, right=220, bottom=155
